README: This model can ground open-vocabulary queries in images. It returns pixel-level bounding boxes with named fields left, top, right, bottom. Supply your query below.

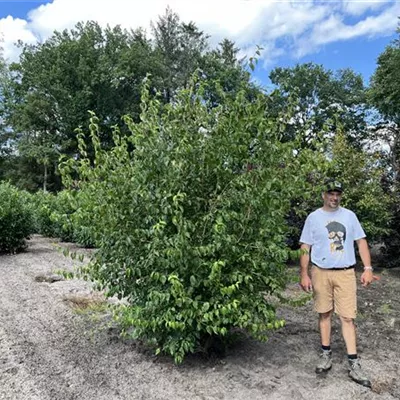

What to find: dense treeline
left=1, top=10, right=397, bottom=196
left=0, top=10, right=256, bottom=191
left=0, top=10, right=399, bottom=360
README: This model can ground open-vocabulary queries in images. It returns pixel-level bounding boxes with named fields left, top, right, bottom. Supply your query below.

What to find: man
left=299, top=180, right=374, bottom=388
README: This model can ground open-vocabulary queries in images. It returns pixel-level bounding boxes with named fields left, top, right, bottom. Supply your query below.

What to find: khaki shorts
left=311, top=265, right=357, bottom=319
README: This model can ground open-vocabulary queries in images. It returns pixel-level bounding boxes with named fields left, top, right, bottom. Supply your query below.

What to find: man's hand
left=360, top=270, right=380, bottom=287
left=300, top=274, right=313, bottom=292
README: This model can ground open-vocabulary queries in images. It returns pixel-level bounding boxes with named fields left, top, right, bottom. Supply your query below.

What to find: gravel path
left=0, top=235, right=399, bottom=400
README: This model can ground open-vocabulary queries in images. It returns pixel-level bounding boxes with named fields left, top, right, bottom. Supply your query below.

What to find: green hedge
left=0, top=182, right=34, bottom=253
left=32, top=189, right=97, bottom=247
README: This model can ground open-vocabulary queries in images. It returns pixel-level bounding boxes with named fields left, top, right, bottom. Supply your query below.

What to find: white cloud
left=234, top=1, right=330, bottom=64
left=26, top=0, right=264, bottom=39
left=295, top=2, right=400, bottom=57
left=343, top=0, right=390, bottom=16
left=0, top=16, right=37, bottom=61
left=0, top=0, right=399, bottom=66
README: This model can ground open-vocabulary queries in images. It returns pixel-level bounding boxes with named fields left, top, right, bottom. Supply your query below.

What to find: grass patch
left=378, top=303, right=392, bottom=315
left=63, top=293, right=108, bottom=313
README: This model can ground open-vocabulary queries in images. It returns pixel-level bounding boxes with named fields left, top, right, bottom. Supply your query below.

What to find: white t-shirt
left=299, top=207, right=366, bottom=269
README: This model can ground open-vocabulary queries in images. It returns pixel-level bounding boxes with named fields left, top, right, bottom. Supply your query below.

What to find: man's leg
left=320, top=311, right=333, bottom=346
left=340, top=316, right=357, bottom=354
left=335, top=268, right=372, bottom=388
left=316, top=310, right=333, bottom=373
left=339, top=315, right=371, bottom=387
left=311, top=267, right=334, bottom=374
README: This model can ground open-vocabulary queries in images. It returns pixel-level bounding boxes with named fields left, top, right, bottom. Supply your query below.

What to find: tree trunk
left=43, top=163, right=48, bottom=192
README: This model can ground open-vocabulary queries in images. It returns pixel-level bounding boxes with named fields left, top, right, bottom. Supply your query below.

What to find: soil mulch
left=0, top=235, right=399, bottom=400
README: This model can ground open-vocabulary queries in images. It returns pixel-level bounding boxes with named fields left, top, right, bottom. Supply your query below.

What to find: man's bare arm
left=356, top=238, right=371, bottom=267
left=300, top=243, right=312, bottom=292
left=356, top=238, right=374, bottom=287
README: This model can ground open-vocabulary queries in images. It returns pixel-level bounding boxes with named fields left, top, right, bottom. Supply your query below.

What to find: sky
left=0, top=0, right=399, bottom=88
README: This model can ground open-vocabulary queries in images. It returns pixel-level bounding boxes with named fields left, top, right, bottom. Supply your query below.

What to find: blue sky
left=0, top=1, right=50, bottom=19
left=0, top=0, right=399, bottom=86
left=255, top=34, right=396, bottom=89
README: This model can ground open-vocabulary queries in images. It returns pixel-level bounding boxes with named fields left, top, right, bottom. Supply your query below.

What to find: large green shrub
left=59, top=77, right=324, bottom=363
left=0, top=182, right=34, bottom=253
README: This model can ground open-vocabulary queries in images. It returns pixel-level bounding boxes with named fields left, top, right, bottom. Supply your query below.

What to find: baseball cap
left=325, top=179, right=343, bottom=193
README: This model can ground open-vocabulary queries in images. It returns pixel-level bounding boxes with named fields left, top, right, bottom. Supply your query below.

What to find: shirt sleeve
left=352, top=212, right=366, bottom=240
left=299, top=215, right=313, bottom=245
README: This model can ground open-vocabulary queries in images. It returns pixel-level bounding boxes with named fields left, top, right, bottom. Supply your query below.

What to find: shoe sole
left=348, top=375, right=372, bottom=388
left=316, top=365, right=332, bottom=374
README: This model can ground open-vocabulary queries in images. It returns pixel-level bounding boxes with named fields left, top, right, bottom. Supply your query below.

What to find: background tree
left=328, top=131, right=392, bottom=243
left=4, top=21, right=160, bottom=190
left=0, top=38, right=21, bottom=185
left=3, top=12, right=260, bottom=191
left=151, top=7, right=209, bottom=103
left=369, top=26, right=400, bottom=181
left=199, top=39, right=260, bottom=107
left=270, top=63, right=368, bottom=147
left=369, top=24, right=400, bottom=266
left=0, top=35, right=10, bottom=181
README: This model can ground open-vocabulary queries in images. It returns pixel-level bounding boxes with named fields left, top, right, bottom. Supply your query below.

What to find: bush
left=66, top=190, right=99, bottom=247
left=32, top=191, right=59, bottom=237
left=380, top=184, right=400, bottom=268
left=50, top=190, right=78, bottom=242
left=32, top=189, right=97, bottom=246
left=31, top=190, right=74, bottom=240
left=60, top=77, right=318, bottom=363
left=0, top=182, right=34, bottom=253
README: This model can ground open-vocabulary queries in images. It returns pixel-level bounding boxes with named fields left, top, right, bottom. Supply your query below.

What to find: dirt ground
left=0, top=235, right=399, bottom=400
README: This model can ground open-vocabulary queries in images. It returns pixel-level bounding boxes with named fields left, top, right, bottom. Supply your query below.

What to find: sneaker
left=315, top=350, right=332, bottom=374
left=348, top=359, right=371, bottom=388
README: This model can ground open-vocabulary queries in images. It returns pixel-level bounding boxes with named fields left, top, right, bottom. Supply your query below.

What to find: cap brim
left=326, top=187, right=343, bottom=193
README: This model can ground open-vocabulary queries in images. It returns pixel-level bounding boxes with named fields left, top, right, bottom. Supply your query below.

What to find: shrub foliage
left=59, top=77, right=318, bottom=362
left=0, top=182, right=34, bottom=253
left=32, top=189, right=97, bottom=247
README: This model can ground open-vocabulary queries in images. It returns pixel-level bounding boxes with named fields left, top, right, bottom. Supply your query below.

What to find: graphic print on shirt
left=325, top=221, right=346, bottom=253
